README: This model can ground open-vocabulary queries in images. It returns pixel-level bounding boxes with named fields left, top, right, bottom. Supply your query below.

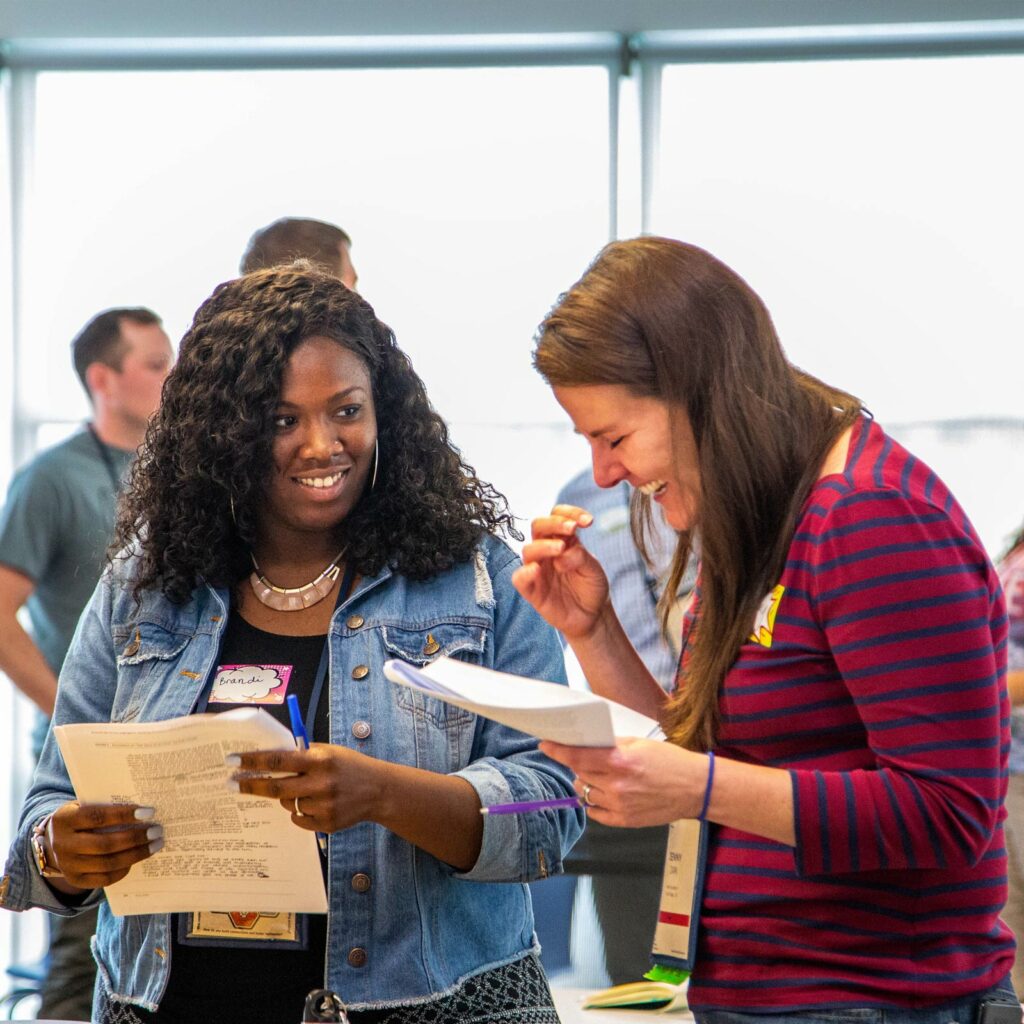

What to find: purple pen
left=480, top=796, right=583, bottom=815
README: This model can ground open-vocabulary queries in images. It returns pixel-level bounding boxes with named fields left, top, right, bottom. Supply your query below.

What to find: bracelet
left=697, top=751, right=715, bottom=821
left=31, top=813, right=63, bottom=878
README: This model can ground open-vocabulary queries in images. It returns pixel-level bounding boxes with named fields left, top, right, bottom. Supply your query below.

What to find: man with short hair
left=0, top=307, right=173, bottom=1020
left=240, top=216, right=357, bottom=289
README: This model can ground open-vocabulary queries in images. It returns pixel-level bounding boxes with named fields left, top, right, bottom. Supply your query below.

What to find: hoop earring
left=229, top=494, right=238, bottom=528
left=371, top=438, right=379, bottom=492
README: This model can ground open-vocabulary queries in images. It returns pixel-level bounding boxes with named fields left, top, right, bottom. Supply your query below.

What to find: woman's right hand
left=511, top=505, right=611, bottom=640
left=42, top=801, right=163, bottom=895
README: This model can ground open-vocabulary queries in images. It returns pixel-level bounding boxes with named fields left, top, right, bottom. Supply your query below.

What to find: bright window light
left=652, top=55, right=1024, bottom=552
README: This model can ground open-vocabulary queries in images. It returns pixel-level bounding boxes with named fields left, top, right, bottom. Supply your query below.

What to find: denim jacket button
left=351, top=873, right=371, bottom=893
left=123, top=630, right=141, bottom=657
left=348, top=947, right=368, bottom=967
left=352, top=665, right=369, bottom=680
left=352, top=721, right=372, bottom=740
left=346, top=614, right=364, bottom=629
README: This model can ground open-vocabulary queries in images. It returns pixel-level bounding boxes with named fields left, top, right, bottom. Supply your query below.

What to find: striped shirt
left=685, top=415, right=1013, bottom=1010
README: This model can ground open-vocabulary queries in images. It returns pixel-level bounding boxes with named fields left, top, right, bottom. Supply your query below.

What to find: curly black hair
left=113, top=264, right=521, bottom=603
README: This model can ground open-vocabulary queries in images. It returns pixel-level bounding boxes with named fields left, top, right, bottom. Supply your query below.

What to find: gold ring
left=582, top=782, right=594, bottom=807
left=294, top=797, right=305, bottom=817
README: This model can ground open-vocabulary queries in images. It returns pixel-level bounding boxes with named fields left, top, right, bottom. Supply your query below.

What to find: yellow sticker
left=749, top=585, right=785, bottom=647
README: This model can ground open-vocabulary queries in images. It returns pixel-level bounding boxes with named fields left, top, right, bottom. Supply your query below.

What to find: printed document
left=383, top=656, right=662, bottom=746
left=54, top=708, right=327, bottom=916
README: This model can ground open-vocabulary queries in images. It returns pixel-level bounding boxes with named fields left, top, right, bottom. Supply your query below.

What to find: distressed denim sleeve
left=451, top=547, right=585, bottom=883
left=1, top=572, right=118, bottom=914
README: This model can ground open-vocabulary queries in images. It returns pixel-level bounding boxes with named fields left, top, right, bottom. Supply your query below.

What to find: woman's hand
left=539, top=738, right=709, bottom=828
left=511, top=505, right=611, bottom=640
left=44, top=801, right=163, bottom=895
left=231, top=744, right=385, bottom=834
left=233, top=746, right=484, bottom=869
left=540, top=739, right=796, bottom=845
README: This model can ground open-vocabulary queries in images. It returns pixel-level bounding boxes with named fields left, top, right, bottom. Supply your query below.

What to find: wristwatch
left=30, top=814, right=63, bottom=878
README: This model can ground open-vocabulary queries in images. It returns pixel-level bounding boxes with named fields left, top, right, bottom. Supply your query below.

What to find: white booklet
left=383, top=656, right=663, bottom=747
left=54, top=707, right=328, bottom=917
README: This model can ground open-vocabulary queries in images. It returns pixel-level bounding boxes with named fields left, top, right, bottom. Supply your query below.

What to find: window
left=23, top=65, right=611, bottom=521
left=651, top=55, right=1024, bottom=551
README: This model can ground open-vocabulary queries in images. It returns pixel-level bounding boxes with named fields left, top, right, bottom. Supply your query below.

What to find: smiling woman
left=513, top=236, right=1017, bottom=1023
left=2, top=264, right=584, bottom=1024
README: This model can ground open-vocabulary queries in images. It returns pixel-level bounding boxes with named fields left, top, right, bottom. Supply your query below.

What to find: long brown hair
left=535, top=237, right=862, bottom=750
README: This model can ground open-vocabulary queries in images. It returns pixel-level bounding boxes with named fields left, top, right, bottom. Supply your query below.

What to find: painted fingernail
left=148, top=838, right=164, bottom=855
left=134, top=807, right=156, bottom=820
left=224, top=754, right=242, bottom=767
left=226, top=779, right=240, bottom=793
left=146, top=826, right=163, bottom=841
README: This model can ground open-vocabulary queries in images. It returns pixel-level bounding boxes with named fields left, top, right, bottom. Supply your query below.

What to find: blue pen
left=286, top=693, right=328, bottom=856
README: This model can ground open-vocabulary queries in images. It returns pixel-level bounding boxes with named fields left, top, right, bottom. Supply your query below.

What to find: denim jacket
left=1, top=534, right=583, bottom=1013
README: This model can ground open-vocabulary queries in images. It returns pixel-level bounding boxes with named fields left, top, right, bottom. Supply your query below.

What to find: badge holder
left=647, top=817, right=710, bottom=984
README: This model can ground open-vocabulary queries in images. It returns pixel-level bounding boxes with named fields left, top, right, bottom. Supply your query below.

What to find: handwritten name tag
left=209, top=664, right=293, bottom=705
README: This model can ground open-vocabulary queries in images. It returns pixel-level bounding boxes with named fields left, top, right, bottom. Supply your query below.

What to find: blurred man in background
left=0, top=307, right=173, bottom=1020
left=240, top=216, right=357, bottom=288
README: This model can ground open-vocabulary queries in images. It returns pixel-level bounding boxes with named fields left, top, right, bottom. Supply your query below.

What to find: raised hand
left=511, top=505, right=611, bottom=640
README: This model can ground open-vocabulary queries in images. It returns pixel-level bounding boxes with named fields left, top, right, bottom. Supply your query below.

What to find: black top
left=151, top=615, right=330, bottom=1024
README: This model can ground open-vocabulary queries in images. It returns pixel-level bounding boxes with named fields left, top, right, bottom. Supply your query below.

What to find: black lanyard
left=86, top=423, right=124, bottom=495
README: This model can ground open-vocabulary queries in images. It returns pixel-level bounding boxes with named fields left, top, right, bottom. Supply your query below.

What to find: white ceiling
left=1, top=0, right=1023, bottom=41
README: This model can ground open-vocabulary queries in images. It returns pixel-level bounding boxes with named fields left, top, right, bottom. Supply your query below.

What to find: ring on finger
left=582, top=782, right=594, bottom=807
left=293, top=796, right=305, bottom=817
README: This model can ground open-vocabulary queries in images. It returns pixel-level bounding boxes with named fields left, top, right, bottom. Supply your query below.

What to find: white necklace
left=249, top=550, right=345, bottom=612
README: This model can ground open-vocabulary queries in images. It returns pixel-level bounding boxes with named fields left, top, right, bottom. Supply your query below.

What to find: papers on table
left=581, top=979, right=689, bottom=1012
left=54, top=707, right=327, bottom=917
left=382, top=656, right=663, bottom=747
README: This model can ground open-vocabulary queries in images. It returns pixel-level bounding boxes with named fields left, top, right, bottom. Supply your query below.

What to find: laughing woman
left=3, top=265, right=582, bottom=1024
left=513, top=237, right=1016, bottom=1024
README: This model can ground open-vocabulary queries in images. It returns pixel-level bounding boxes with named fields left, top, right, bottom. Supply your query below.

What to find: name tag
left=651, top=818, right=709, bottom=974
left=179, top=910, right=306, bottom=949
left=208, top=664, right=293, bottom=705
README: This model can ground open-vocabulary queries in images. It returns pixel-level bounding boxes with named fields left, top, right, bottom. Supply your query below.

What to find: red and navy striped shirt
left=686, top=415, right=1012, bottom=1010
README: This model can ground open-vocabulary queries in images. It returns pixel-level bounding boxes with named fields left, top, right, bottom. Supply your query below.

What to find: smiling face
left=553, top=383, right=700, bottom=532
left=259, top=335, right=377, bottom=555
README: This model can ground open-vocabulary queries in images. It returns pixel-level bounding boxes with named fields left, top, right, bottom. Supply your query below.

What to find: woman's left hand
left=230, top=744, right=385, bottom=834
left=539, top=738, right=710, bottom=828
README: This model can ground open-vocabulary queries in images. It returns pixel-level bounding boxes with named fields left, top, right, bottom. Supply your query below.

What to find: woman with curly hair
left=4, top=265, right=582, bottom=1024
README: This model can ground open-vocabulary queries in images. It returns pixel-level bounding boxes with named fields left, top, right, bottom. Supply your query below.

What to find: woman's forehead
left=281, top=335, right=371, bottom=390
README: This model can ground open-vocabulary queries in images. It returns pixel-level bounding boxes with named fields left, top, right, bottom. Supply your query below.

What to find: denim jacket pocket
left=110, top=621, right=193, bottom=722
left=382, top=620, right=487, bottom=731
